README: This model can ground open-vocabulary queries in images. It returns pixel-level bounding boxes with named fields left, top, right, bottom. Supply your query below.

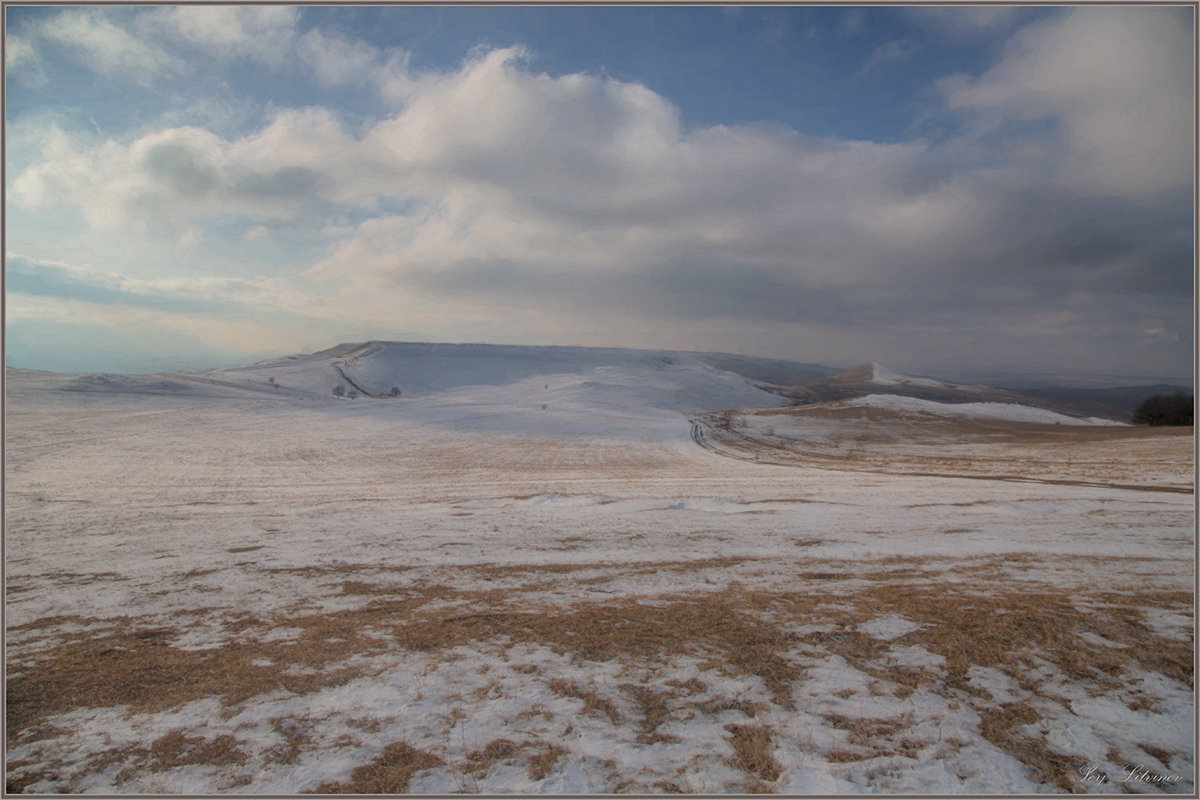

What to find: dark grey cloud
left=139, top=140, right=223, bottom=197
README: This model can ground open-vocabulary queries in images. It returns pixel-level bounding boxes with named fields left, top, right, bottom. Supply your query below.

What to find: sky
left=4, top=4, right=1195, bottom=377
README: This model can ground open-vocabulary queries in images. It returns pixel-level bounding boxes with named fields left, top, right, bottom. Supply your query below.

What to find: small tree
left=333, top=385, right=345, bottom=398
left=1132, top=392, right=1193, bottom=426
left=348, top=390, right=359, bottom=399
left=390, top=386, right=401, bottom=397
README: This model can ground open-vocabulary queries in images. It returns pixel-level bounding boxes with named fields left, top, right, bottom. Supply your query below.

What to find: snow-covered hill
left=228, top=342, right=780, bottom=407
left=782, top=361, right=1057, bottom=409
left=25, top=345, right=1125, bottom=436
left=206, top=342, right=813, bottom=408
left=35, top=342, right=804, bottom=440
left=841, top=393, right=1128, bottom=426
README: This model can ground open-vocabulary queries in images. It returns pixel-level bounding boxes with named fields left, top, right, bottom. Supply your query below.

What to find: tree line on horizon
left=1132, top=392, right=1193, bottom=426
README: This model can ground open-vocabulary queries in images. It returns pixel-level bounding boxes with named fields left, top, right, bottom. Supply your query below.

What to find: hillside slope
left=207, top=341, right=791, bottom=412
left=210, top=341, right=835, bottom=403
left=18, top=344, right=1152, bottom=428
left=777, top=362, right=1171, bottom=422
left=781, top=362, right=1027, bottom=405
left=28, top=342, right=818, bottom=440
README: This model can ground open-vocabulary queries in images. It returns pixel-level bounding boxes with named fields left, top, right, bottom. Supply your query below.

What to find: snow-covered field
left=5, top=345, right=1195, bottom=794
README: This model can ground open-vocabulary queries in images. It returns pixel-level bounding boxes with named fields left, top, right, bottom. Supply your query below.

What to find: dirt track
left=694, top=408, right=1194, bottom=493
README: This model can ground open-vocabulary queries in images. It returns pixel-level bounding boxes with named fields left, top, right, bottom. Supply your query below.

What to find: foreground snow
left=5, top=360, right=1193, bottom=794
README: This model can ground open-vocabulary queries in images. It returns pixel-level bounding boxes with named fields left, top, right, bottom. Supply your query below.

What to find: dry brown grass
left=25, top=570, right=129, bottom=587
left=1126, top=692, right=1163, bottom=713
left=976, top=702, right=1085, bottom=793
left=1138, top=743, right=1177, bottom=767
left=26, top=729, right=254, bottom=790
left=338, top=580, right=408, bottom=596
left=386, top=594, right=803, bottom=708
left=7, top=563, right=1192, bottom=792
left=725, top=724, right=782, bottom=782
left=5, top=766, right=60, bottom=794
left=821, top=713, right=922, bottom=762
left=854, top=583, right=1192, bottom=690
left=696, top=698, right=762, bottom=719
left=465, top=738, right=523, bottom=774
left=547, top=679, right=623, bottom=725
left=461, top=736, right=569, bottom=781
left=461, top=556, right=754, bottom=582
left=623, top=684, right=680, bottom=744
left=805, top=580, right=1189, bottom=788
left=264, top=717, right=315, bottom=765
left=7, top=582, right=812, bottom=779
left=525, top=742, right=569, bottom=781
left=6, top=621, right=362, bottom=749
left=313, top=741, right=443, bottom=793
left=140, top=730, right=248, bottom=773
left=666, top=676, right=708, bottom=695
left=824, top=713, right=912, bottom=746
left=728, top=407, right=1190, bottom=446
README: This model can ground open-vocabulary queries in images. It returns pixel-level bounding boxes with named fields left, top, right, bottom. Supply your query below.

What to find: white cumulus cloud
left=40, top=9, right=184, bottom=83
left=943, top=7, right=1193, bottom=197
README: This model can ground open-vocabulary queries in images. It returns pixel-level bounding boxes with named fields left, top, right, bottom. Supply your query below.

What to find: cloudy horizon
left=5, top=5, right=1194, bottom=379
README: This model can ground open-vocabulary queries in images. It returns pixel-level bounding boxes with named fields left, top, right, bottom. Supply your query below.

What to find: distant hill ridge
left=261, top=341, right=841, bottom=397
left=29, top=341, right=1182, bottom=424
left=780, top=362, right=1024, bottom=404
left=779, top=362, right=1184, bottom=422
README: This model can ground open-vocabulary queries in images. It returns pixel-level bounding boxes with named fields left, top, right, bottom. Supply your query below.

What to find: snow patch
left=842, top=394, right=1115, bottom=425
left=858, top=615, right=926, bottom=641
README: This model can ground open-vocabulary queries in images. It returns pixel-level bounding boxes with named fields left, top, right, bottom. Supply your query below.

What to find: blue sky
left=5, top=5, right=1193, bottom=377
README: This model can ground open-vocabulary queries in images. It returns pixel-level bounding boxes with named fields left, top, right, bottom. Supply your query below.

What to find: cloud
left=151, top=5, right=300, bottom=67
left=8, top=16, right=1193, bottom=375
left=12, top=106, right=400, bottom=230
left=5, top=34, right=37, bottom=68
left=40, top=9, right=184, bottom=83
left=859, top=39, right=917, bottom=75
left=297, top=27, right=384, bottom=88
left=942, top=7, right=1193, bottom=197
left=16, top=6, right=414, bottom=108
left=909, top=7, right=1024, bottom=37
left=840, top=8, right=867, bottom=35
left=18, top=40, right=1188, bottom=311
left=17, top=7, right=305, bottom=87
left=5, top=253, right=341, bottom=330
left=5, top=291, right=309, bottom=373
left=5, top=35, right=49, bottom=87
